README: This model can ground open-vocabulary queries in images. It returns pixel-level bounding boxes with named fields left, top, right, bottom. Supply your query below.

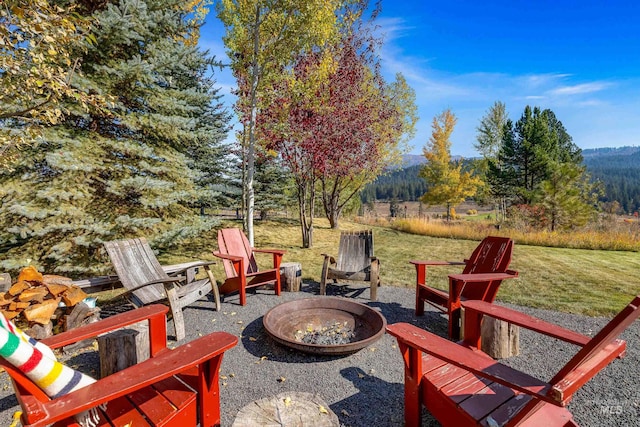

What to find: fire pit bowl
left=263, top=297, right=387, bottom=355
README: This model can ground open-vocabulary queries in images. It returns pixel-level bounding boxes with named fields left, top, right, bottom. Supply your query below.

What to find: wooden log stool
left=462, top=309, right=520, bottom=359
left=97, top=321, right=150, bottom=378
left=481, top=316, right=519, bottom=358
left=279, top=262, right=302, bottom=292
left=233, top=392, right=339, bottom=426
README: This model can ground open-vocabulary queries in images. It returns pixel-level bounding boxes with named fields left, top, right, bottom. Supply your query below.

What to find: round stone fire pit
left=263, top=297, right=386, bottom=355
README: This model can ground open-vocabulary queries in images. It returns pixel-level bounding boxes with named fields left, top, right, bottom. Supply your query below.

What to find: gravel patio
left=0, top=282, right=638, bottom=426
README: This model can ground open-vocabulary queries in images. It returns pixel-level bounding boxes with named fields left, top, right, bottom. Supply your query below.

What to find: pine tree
left=490, top=106, right=582, bottom=205
left=0, top=0, right=230, bottom=276
left=537, top=162, right=601, bottom=231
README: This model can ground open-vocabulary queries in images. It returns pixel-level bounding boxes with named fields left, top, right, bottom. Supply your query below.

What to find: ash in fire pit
left=295, top=321, right=355, bottom=345
left=264, top=297, right=386, bottom=355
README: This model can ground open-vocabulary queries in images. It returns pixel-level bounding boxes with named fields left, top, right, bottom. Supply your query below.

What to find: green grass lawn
left=156, top=217, right=640, bottom=317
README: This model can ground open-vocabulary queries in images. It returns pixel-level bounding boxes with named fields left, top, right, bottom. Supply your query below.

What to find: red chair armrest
left=409, top=260, right=466, bottom=266
left=253, top=248, right=286, bottom=256
left=386, top=322, right=557, bottom=403
left=461, top=300, right=590, bottom=346
left=212, top=252, right=244, bottom=262
left=41, top=305, right=169, bottom=350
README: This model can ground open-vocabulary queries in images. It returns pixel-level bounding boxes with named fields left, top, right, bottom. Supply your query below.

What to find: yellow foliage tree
left=420, top=109, right=482, bottom=220
left=0, top=0, right=109, bottom=166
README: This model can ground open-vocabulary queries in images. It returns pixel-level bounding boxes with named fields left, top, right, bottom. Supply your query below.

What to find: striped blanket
left=0, top=315, right=101, bottom=427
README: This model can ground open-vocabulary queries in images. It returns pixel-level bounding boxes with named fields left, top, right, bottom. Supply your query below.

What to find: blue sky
left=199, top=0, right=640, bottom=157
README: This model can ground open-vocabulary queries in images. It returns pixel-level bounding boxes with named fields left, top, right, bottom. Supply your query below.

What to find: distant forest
left=362, top=146, right=640, bottom=214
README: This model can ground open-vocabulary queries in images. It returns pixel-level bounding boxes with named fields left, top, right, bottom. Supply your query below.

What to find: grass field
left=150, top=217, right=640, bottom=317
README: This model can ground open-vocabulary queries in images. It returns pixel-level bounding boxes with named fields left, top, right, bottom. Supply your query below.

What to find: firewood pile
left=0, top=266, right=100, bottom=339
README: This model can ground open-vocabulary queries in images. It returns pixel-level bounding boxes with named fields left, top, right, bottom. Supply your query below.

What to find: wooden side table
left=279, top=262, right=302, bottom=292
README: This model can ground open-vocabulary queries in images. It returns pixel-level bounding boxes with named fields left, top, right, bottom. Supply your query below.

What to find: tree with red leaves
left=261, top=3, right=417, bottom=246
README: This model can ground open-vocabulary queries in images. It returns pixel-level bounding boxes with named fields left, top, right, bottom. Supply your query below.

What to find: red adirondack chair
left=411, top=236, right=518, bottom=339
left=387, top=294, right=640, bottom=427
left=213, top=228, right=285, bottom=306
left=1, top=305, right=237, bottom=427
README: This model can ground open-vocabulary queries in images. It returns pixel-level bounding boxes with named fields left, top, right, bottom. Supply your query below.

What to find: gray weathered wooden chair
left=104, top=238, right=220, bottom=341
left=320, top=230, right=380, bottom=300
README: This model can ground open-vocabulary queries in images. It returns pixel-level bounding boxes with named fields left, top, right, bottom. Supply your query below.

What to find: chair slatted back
left=104, top=238, right=169, bottom=305
left=458, top=236, right=513, bottom=302
left=336, top=230, right=374, bottom=273
left=464, top=236, right=513, bottom=274
left=217, top=228, right=259, bottom=278
left=549, top=295, right=640, bottom=401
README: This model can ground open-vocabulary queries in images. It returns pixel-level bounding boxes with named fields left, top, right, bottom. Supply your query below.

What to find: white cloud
left=550, top=82, right=611, bottom=96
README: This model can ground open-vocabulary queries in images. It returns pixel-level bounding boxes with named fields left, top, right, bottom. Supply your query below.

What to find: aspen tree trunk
left=245, top=5, right=261, bottom=246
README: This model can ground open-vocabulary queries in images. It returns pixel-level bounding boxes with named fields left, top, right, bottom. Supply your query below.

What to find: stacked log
left=0, top=266, right=98, bottom=339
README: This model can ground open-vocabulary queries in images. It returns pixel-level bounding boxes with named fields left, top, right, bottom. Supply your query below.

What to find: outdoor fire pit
left=263, top=297, right=386, bottom=355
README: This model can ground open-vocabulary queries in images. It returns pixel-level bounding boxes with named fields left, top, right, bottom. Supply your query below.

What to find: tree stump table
left=97, top=321, right=150, bottom=378
left=233, top=392, right=339, bottom=426
left=481, top=316, right=520, bottom=359
left=279, top=262, right=302, bottom=292
left=461, top=309, right=520, bottom=359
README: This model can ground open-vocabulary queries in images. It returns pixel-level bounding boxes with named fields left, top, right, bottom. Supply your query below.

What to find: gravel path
left=1, top=283, right=638, bottom=426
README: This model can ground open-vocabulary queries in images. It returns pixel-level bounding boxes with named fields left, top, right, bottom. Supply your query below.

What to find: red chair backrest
left=217, top=228, right=259, bottom=278
left=463, top=236, right=513, bottom=274
left=460, top=236, right=513, bottom=301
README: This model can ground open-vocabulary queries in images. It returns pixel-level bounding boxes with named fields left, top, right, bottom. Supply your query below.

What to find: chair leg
left=239, top=285, right=247, bottom=306
left=204, top=266, right=221, bottom=311
left=198, top=354, right=225, bottom=427
left=369, top=259, right=380, bottom=301
left=165, top=282, right=186, bottom=341
left=320, top=257, right=330, bottom=296
left=415, top=288, right=425, bottom=316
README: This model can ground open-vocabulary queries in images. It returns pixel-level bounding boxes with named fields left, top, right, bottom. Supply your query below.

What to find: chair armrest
left=163, top=260, right=216, bottom=275
left=386, top=322, right=558, bottom=404
left=461, top=300, right=590, bottom=347
left=321, top=253, right=336, bottom=264
left=409, top=260, right=466, bottom=267
left=29, top=332, right=238, bottom=426
left=41, top=305, right=169, bottom=350
left=212, top=252, right=244, bottom=262
left=448, top=271, right=518, bottom=283
left=253, top=248, right=286, bottom=256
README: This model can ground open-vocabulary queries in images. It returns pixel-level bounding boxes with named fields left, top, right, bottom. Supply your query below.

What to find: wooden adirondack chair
left=104, top=237, right=220, bottom=341
left=1, top=304, right=237, bottom=427
left=411, top=236, right=518, bottom=339
left=213, top=228, right=285, bottom=306
left=320, top=230, right=380, bottom=301
left=387, top=294, right=640, bottom=427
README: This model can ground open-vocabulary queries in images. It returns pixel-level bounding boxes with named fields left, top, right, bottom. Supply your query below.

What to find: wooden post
left=98, top=321, right=150, bottom=378
left=481, top=316, right=519, bottom=359
left=279, top=262, right=302, bottom=292
left=461, top=309, right=519, bottom=359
